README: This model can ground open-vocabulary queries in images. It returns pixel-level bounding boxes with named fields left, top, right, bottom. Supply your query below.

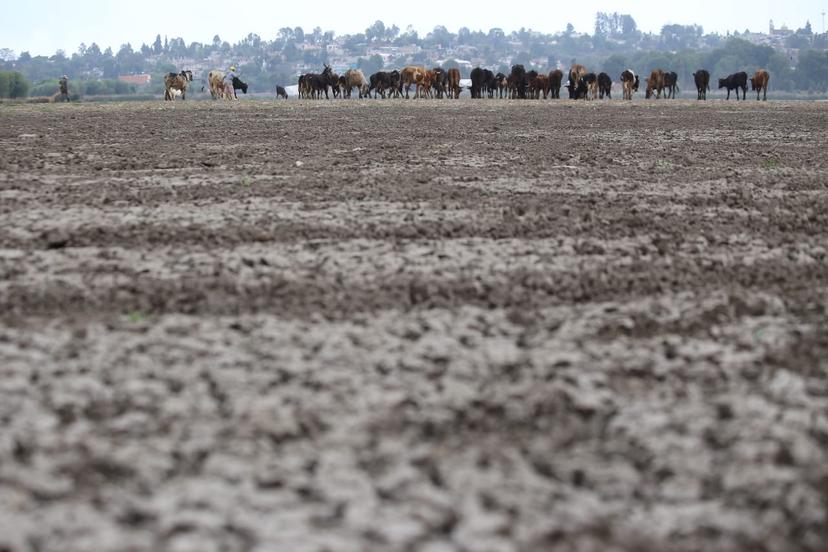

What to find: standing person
left=224, top=66, right=238, bottom=99
left=58, top=75, right=70, bottom=102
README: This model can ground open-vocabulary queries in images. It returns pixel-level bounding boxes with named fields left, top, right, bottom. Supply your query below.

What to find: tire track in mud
left=1, top=238, right=827, bottom=319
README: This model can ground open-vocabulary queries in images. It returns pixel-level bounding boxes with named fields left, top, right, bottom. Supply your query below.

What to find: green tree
left=366, top=20, right=385, bottom=43
left=661, top=24, right=703, bottom=50
left=601, top=54, right=627, bottom=79
left=0, top=72, right=10, bottom=97
left=357, top=54, right=384, bottom=75
left=427, top=25, right=453, bottom=47
left=0, top=71, right=30, bottom=98
left=794, top=49, right=828, bottom=90
left=712, top=54, right=743, bottom=79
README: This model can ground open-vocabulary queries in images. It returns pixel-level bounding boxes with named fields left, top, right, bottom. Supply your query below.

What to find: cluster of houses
left=115, top=21, right=819, bottom=90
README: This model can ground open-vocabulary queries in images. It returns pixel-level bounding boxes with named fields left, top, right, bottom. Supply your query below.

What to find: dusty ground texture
left=1, top=99, right=828, bottom=552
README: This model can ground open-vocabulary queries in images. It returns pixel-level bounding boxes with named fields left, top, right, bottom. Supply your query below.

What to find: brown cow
left=208, top=70, right=234, bottom=100
left=530, top=74, right=550, bottom=99
left=446, top=68, right=461, bottom=98
left=750, top=69, right=770, bottom=101
left=420, top=70, right=437, bottom=98
left=400, top=66, right=426, bottom=99
left=164, top=70, right=193, bottom=100
left=494, top=73, right=508, bottom=98
left=645, top=69, right=665, bottom=99
left=548, top=69, right=563, bottom=99
left=620, top=69, right=639, bottom=100
left=587, top=75, right=599, bottom=100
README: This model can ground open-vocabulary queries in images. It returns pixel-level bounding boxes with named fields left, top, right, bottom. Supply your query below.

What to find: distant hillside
left=2, top=14, right=827, bottom=95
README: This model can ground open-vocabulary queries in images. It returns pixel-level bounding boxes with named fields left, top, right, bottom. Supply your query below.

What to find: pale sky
left=4, top=1, right=826, bottom=56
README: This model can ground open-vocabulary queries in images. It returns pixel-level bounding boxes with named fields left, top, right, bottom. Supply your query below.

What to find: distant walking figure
left=58, top=75, right=70, bottom=102
left=224, top=66, right=238, bottom=99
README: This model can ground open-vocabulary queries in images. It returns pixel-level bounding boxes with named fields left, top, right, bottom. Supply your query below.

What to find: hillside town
left=2, top=14, right=827, bottom=98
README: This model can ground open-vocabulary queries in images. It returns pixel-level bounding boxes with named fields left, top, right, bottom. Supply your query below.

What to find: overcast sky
left=4, top=1, right=826, bottom=56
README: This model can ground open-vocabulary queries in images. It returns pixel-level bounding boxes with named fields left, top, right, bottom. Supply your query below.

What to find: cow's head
left=749, top=77, right=757, bottom=90
left=181, top=70, right=193, bottom=81
left=718, top=78, right=727, bottom=89
left=510, top=64, right=526, bottom=78
left=232, top=77, right=248, bottom=94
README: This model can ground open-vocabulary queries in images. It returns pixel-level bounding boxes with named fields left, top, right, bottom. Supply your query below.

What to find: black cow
left=276, top=85, right=288, bottom=99
left=566, top=78, right=587, bottom=100
left=718, top=71, right=748, bottom=100
left=597, top=72, right=612, bottom=99
left=693, top=70, right=710, bottom=100
left=386, top=70, right=402, bottom=98
left=470, top=67, right=485, bottom=98
left=663, top=71, right=679, bottom=99
left=369, top=70, right=402, bottom=98
left=431, top=68, right=448, bottom=98
left=577, top=73, right=597, bottom=100
left=482, top=69, right=497, bottom=98
left=369, top=71, right=386, bottom=98
left=510, top=64, right=528, bottom=99
left=520, top=67, right=534, bottom=99
left=231, top=76, right=248, bottom=99
left=307, top=65, right=337, bottom=99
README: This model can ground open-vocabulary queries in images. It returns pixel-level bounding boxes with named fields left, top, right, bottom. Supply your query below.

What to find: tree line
left=1, top=14, right=827, bottom=96
left=0, top=71, right=29, bottom=98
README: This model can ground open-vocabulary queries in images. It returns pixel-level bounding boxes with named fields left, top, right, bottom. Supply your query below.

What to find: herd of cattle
left=162, top=65, right=772, bottom=102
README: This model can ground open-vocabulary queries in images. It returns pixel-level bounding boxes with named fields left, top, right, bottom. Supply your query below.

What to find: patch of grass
left=655, top=159, right=673, bottom=171
left=126, top=310, right=147, bottom=323
left=761, top=158, right=780, bottom=170
left=241, top=175, right=252, bottom=187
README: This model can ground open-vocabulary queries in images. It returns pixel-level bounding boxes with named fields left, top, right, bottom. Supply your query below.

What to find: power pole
left=822, top=11, right=826, bottom=34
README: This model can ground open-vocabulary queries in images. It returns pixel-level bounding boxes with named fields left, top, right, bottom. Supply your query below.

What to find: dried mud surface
left=1, top=99, right=828, bottom=552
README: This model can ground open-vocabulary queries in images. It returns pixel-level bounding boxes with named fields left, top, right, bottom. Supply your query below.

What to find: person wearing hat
left=58, top=75, right=70, bottom=102
left=223, top=65, right=238, bottom=98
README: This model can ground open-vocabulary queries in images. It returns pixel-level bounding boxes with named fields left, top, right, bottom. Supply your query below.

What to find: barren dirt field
left=1, top=99, right=828, bottom=552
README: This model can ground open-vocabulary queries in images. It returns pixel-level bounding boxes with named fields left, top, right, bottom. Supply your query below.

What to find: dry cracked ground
left=1, top=99, right=828, bottom=552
